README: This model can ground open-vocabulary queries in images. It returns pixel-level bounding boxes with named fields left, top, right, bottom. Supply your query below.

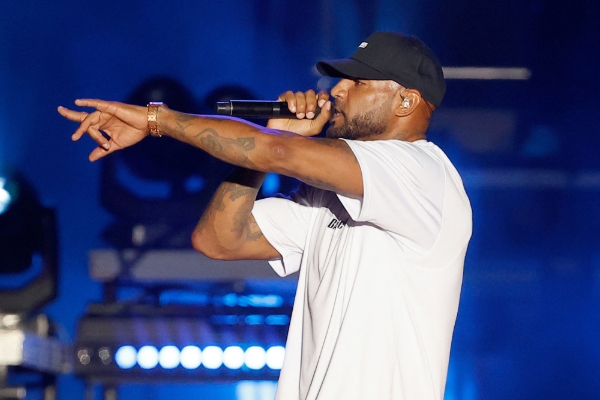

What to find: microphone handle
left=215, top=100, right=320, bottom=119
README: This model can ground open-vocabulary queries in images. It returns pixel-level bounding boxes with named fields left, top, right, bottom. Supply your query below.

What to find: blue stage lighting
left=0, top=178, right=11, bottom=215
left=115, top=346, right=137, bottom=369
left=158, top=346, right=180, bottom=369
left=223, top=346, right=245, bottom=370
left=211, top=315, right=240, bottom=325
left=245, top=315, right=264, bottom=325
left=183, top=174, right=205, bottom=193
left=180, top=346, right=202, bottom=370
left=137, top=346, right=159, bottom=369
left=245, top=346, right=266, bottom=370
left=261, top=173, right=280, bottom=196
left=222, top=293, right=238, bottom=307
left=266, top=346, right=285, bottom=370
left=201, top=346, right=223, bottom=369
left=236, top=381, right=278, bottom=400
left=247, top=294, right=283, bottom=307
left=265, top=315, right=290, bottom=325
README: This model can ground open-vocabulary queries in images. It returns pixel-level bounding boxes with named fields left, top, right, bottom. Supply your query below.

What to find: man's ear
left=393, top=89, right=421, bottom=116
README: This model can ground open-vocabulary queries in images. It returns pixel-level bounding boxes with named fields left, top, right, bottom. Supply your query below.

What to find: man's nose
left=330, top=79, right=350, bottom=99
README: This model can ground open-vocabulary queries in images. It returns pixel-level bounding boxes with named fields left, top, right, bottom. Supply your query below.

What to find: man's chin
left=325, top=126, right=344, bottom=139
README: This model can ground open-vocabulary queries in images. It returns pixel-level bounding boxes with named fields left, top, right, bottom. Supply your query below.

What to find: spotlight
left=266, top=346, right=285, bottom=370
left=136, top=346, right=159, bottom=370
left=115, top=346, right=137, bottom=370
left=245, top=346, right=266, bottom=370
left=98, top=77, right=230, bottom=249
left=158, top=346, right=180, bottom=369
left=0, top=177, right=11, bottom=214
left=74, top=301, right=292, bottom=381
left=0, top=171, right=58, bottom=314
left=0, top=172, right=44, bottom=274
left=201, top=346, right=223, bottom=370
left=223, top=346, right=245, bottom=370
left=180, top=346, right=202, bottom=370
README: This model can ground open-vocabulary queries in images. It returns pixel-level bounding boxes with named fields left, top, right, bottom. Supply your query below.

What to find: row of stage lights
left=102, top=345, right=286, bottom=371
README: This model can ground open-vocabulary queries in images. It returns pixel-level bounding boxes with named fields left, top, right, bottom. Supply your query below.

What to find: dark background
left=1, top=0, right=599, bottom=399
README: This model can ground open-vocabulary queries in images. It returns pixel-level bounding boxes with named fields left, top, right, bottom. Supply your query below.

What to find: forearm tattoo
left=169, top=113, right=259, bottom=169
left=230, top=187, right=257, bottom=234
left=174, top=113, right=196, bottom=133
left=194, top=128, right=258, bottom=169
left=246, top=215, right=265, bottom=242
left=196, top=184, right=229, bottom=232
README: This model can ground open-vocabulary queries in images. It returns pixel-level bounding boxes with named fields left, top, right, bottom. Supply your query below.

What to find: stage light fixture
left=74, top=300, right=292, bottom=382
left=98, top=347, right=112, bottom=365
left=0, top=177, right=11, bottom=214
left=266, top=346, right=285, bottom=370
left=158, top=346, right=180, bottom=369
left=223, top=346, right=245, bottom=370
left=0, top=172, right=58, bottom=314
left=77, top=348, right=91, bottom=365
left=201, top=346, right=223, bottom=370
left=137, top=346, right=159, bottom=369
left=83, top=342, right=287, bottom=381
left=180, top=346, right=202, bottom=370
left=98, top=78, right=234, bottom=249
left=245, top=346, right=266, bottom=370
left=115, top=346, right=137, bottom=369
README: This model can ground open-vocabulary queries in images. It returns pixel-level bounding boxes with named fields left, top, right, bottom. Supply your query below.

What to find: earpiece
left=402, top=97, right=411, bottom=108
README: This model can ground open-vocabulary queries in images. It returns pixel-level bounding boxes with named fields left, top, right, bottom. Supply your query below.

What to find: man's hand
left=57, top=99, right=148, bottom=161
left=267, top=90, right=332, bottom=136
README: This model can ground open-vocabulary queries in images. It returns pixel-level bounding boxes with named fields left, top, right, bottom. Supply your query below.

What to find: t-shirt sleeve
left=337, top=139, right=445, bottom=253
left=251, top=185, right=314, bottom=277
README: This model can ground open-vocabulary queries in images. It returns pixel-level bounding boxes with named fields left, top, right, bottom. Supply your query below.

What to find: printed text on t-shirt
left=327, top=218, right=347, bottom=229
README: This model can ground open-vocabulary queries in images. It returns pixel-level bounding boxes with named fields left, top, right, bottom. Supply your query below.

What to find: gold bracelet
left=147, top=102, right=166, bottom=137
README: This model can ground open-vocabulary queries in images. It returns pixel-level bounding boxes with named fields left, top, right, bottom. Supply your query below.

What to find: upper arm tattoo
left=246, top=214, right=266, bottom=242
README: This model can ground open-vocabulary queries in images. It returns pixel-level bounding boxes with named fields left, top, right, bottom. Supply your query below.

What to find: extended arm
left=160, top=109, right=362, bottom=196
left=58, top=92, right=362, bottom=260
left=58, top=96, right=362, bottom=198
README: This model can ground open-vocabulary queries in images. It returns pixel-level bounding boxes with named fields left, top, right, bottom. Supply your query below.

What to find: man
left=59, top=32, right=472, bottom=400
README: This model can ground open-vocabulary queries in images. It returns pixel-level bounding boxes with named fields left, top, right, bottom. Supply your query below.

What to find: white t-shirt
left=252, top=139, right=472, bottom=400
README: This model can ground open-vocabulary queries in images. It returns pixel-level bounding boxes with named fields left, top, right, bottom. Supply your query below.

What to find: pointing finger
left=57, top=106, right=88, bottom=123
left=74, top=99, right=113, bottom=111
left=74, top=99, right=142, bottom=128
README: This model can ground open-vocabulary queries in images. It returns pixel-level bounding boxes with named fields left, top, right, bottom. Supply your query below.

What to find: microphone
left=215, top=100, right=320, bottom=119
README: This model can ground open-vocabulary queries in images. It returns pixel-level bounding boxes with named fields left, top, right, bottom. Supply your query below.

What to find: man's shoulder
left=342, top=137, right=440, bottom=155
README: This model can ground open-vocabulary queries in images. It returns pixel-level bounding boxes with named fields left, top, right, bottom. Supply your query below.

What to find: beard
left=326, top=106, right=389, bottom=140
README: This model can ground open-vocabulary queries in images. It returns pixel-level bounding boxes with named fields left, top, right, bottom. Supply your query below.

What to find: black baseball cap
left=316, top=32, right=446, bottom=107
